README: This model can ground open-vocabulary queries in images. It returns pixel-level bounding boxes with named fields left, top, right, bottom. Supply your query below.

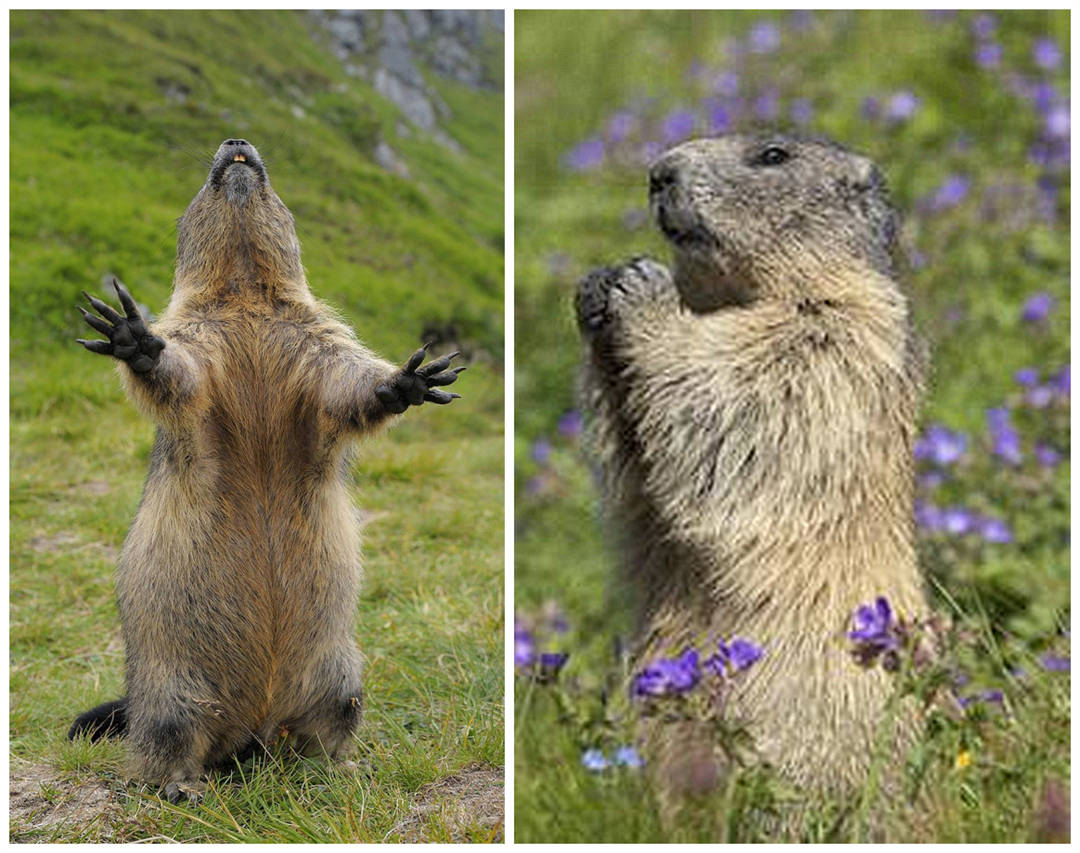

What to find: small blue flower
left=1040, top=654, right=1070, bottom=672
left=564, top=137, right=605, bottom=172
left=915, top=500, right=944, bottom=531
left=748, top=20, right=780, bottom=54
left=557, top=409, right=583, bottom=439
left=1051, top=364, right=1070, bottom=397
left=1034, top=443, right=1061, bottom=468
left=531, top=437, right=552, bottom=465
left=632, top=648, right=701, bottom=697
left=606, top=111, right=637, bottom=144
left=987, top=408, right=1022, bottom=465
left=713, top=70, right=738, bottom=97
left=849, top=597, right=897, bottom=651
left=1033, top=37, right=1063, bottom=71
left=885, top=91, right=920, bottom=122
left=914, top=425, right=967, bottom=466
left=978, top=516, right=1014, bottom=544
left=514, top=623, right=535, bottom=668
left=581, top=748, right=608, bottom=771
left=661, top=110, right=696, bottom=144
left=613, top=745, right=645, bottom=768
left=539, top=651, right=569, bottom=674
left=974, top=42, right=1003, bottom=69
left=942, top=506, right=976, bottom=536
left=1014, top=367, right=1040, bottom=387
left=972, top=13, right=997, bottom=39
left=1021, top=292, right=1055, bottom=322
left=925, top=175, right=972, bottom=211
left=753, top=89, right=780, bottom=122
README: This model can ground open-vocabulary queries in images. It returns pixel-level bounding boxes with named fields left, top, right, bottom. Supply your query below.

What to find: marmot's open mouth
left=656, top=205, right=719, bottom=250
left=232, top=154, right=247, bottom=163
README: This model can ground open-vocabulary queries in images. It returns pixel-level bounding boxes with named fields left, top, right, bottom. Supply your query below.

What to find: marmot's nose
left=648, top=160, right=681, bottom=199
left=223, top=138, right=249, bottom=147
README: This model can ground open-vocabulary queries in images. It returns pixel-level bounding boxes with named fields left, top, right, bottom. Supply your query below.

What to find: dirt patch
left=391, top=763, right=505, bottom=842
left=9, top=762, right=123, bottom=842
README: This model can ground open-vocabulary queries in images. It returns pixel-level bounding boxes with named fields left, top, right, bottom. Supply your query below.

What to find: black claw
left=83, top=291, right=123, bottom=325
left=113, top=279, right=140, bottom=321
left=424, top=389, right=461, bottom=404
left=78, top=307, right=112, bottom=336
left=77, top=338, right=113, bottom=355
left=425, top=368, right=463, bottom=387
left=416, top=351, right=460, bottom=377
left=404, top=342, right=431, bottom=373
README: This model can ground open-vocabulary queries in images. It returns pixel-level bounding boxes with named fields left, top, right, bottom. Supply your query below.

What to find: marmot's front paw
left=77, top=279, right=165, bottom=374
left=375, top=344, right=465, bottom=414
left=576, top=256, right=675, bottom=333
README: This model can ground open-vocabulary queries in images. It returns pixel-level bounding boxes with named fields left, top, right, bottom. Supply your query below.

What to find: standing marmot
left=577, top=134, right=926, bottom=793
left=70, top=138, right=463, bottom=803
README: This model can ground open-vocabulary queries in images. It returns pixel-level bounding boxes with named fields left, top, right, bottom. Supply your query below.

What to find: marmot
left=577, top=133, right=927, bottom=793
left=70, top=138, right=463, bottom=803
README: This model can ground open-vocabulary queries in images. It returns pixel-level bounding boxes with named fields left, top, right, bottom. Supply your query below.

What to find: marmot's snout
left=649, top=156, right=716, bottom=250
left=209, top=138, right=267, bottom=196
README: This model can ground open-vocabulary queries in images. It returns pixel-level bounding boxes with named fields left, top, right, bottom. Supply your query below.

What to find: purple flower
left=885, top=91, right=920, bottom=122
left=942, top=506, right=976, bottom=536
left=914, top=424, right=968, bottom=466
left=713, top=70, right=738, bottom=97
left=987, top=407, right=1022, bottom=465
left=707, top=101, right=732, bottom=134
left=531, top=437, right=552, bottom=465
left=632, top=648, right=701, bottom=697
left=1040, top=654, right=1070, bottom=672
left=978, top=516, right=1014, bottom=544
left=613, top=745, right=645, bottom=768
left=860, top=96, right=881, bottom=121
left=915, top=499, right=944, bottom=531
left=849, top=597, right=897, bottom=650
left=789, top=10, right=814, bottom=31
left=790, top=98, right=813, bottom=126
left=1026, top=385, right=1055, bottom=409
left=958, top=687, right=1005, bottom=708
left=1033, top=38, right=1062, bottom=71
left=1014, top=367, right=1040, bottom=387
left=1045, top=104, right=1070, bottom=140
left=557, top=409, right=583, bottom=439
left=606, top=111, right=636, bottom=144
left=753, top=89, right=780, bottom=122
left=539, top=651, right=569, bottom=677
left=925, top=175, right=972, bottom=211
left=661, top=110, right=696, bottom=145
left=1051, top=364, right=1070, bottom=397
left=705, top=637, right=763, bottom=677
left=972, top=13, right=997, bottom=40
left=581, top=748, right=608, bottom=771
left=975, top=42, right=1003, bottom=69
left=748, top=20, right=781, bottom=54
left=565, top=137, right=605, bottom=172
left=1035, top=443, right=1062, bottom=467
left=918, top=470, right=947, bottom=490
left=514, top=623, right=535, bottom=668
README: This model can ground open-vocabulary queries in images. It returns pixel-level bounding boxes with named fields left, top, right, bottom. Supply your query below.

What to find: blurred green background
left=515, top=10, right=1068, bottom=842
left=11, top=9, right=504, bottom=842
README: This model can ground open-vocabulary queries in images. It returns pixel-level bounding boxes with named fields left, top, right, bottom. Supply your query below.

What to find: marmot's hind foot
left=577, top=256, right=675, bottom=333
left=77, top=279, right=164, bottom=374
left=162, top=779, right=205, bottom=805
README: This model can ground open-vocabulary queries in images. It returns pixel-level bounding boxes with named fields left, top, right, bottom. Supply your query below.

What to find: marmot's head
left=175, top=139, right=303, bottom=290
left=649, top=134, right=899, bottom=311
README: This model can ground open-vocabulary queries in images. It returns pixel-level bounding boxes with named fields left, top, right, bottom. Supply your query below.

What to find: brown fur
left=577, top=134, right=928, bottom=795
left=92, top=140, right=409, bottom=799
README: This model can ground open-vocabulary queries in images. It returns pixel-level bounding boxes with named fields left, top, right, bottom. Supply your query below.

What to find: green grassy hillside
left=515, top=10, right=1069, bottom=842
left=10, top=9, right=503, bottom=842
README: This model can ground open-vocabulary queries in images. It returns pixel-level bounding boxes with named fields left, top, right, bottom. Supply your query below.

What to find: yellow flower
left=955, top=750, right=972, bottom=769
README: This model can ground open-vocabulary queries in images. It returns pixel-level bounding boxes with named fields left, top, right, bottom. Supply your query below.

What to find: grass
left=10, top=10, right=503, bottom=843
left=514, top=9, right=1069, bottom=842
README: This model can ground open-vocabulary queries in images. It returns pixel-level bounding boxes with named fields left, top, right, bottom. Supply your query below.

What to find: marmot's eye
left=754, top=145, right=791, bottom=167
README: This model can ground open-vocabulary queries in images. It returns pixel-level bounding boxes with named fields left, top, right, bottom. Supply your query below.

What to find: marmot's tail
left=68, top=698, right=128, bottom=741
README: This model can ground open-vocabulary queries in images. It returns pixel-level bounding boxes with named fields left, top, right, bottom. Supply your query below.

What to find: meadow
left=514, top=10, right=1069, bottom=842
left=10, top=10, right=504, bottom=842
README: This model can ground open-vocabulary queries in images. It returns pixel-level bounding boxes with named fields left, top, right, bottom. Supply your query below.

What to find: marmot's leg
left=126, top=697, right=214, bottom=804
left=287, top=647, right=364, bottom=759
